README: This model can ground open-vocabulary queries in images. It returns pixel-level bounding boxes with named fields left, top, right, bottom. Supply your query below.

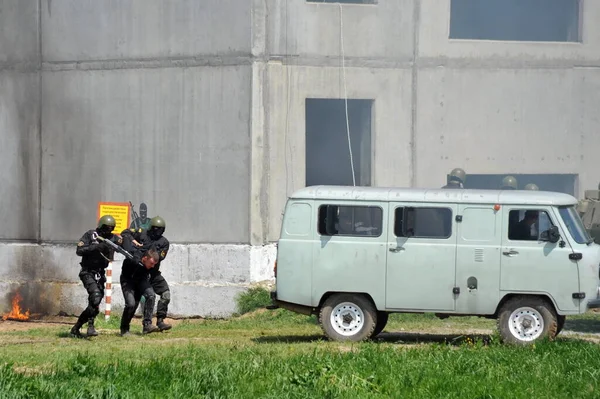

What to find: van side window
left=394, top=207, right=452, bottom=239
left=318, top=205, right=383, bottom=237
left=508, top=209, right=554, bottom=241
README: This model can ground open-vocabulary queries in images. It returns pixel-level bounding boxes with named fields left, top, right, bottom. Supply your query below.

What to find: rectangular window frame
left=306, top=0, right=377, bottom=5
left=393, top=206, right=454, bottom=240
left=448, top=0, right=583, bottom=44
left=317, top=204, right=384, bottom=238
left=507, top=208, right=556, bottom=242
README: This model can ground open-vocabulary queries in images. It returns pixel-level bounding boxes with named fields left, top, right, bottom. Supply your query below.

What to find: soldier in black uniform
left=442, top=168, right=466, bottom=189
left=118, top=245, right=160, bottom=336
left=70, top=215, right=123, bottom=338
left=121, top=216, right=172, bottom=331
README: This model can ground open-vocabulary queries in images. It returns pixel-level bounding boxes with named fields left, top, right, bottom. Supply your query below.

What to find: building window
left=318, top=205, right=382, bottom=237
left=460, top=174, right=577, bottom=196
left=449, top=0, right=581, bottom=42
left=307, top=0, right=376, bottom=4
left=394, top=207, right=453, bottom=239
left=305, top=99, right=373, bottom=187
left=508, top=210, right=554, bottom=241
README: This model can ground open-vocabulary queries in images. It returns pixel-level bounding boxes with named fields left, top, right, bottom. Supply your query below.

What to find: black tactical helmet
left=524, top=183, right=539, bottom=191
left=150, top=216, right=166, bottom=228
left=97, top=215, right=116, bottom=229
left=501, top=176, right=518, bottom=190
left=448, top=168, right=466, bottom=184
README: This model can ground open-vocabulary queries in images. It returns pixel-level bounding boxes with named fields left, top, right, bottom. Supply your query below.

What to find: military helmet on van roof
left=448, top=168, right=466, bottom=184
left=501, top=176, right=518, bottom=190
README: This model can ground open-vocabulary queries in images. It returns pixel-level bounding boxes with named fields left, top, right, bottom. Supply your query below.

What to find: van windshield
left=558, top=206, right=592, bottom=245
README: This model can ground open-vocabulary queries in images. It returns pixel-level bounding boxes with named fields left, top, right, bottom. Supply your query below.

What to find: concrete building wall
left=0, top=0, right=40, bottom=241
left=2, top=0, right=600, bottom=317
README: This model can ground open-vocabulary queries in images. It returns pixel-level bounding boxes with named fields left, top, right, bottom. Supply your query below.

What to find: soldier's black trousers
left=150, top=274, right=170, bottom=319
left=120, top=277, right=156, bottom=330
left=76, top=270, right=105, bottom=326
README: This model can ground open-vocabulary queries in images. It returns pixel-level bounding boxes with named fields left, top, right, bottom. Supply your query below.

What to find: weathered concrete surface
left=0, top=72, right=40, bottom=240
left=265, top=0, right=414, bottom=62
left=263, top=64, right=413, bottom=242
left=41, top=66, right=252, bottom=243
left=0, top=243, right=276, bottom=317
left=0, top=0, right=39, bottom=68
left=41, top=0, right=252, bottom=62
left=415, top=68, right=600, bottom=191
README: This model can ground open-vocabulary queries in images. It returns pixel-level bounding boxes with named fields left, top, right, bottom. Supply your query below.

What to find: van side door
left=500, top=206, right=580, bottom=312
left=385, top=203, right=458, bottom=311
left=455, top=205, right=502, bottom=314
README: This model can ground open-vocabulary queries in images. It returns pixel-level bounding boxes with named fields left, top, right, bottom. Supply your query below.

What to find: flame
left=2, top=290, right=30, bottom=321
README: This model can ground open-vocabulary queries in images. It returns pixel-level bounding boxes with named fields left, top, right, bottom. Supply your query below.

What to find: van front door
left=385, top=203, right=458, bottom=311
left=501, top=206, right=580, bottom=312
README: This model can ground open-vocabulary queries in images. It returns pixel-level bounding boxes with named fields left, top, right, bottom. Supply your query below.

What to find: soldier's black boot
left=87, top=318, right=98, bottom=337
left=70, top=323, right=83, bottom=338
left=142, top=323, right=159, bottom=335
left=157, top=318, right=172, bottom=331
left=70, top=313, right=87, bottom=338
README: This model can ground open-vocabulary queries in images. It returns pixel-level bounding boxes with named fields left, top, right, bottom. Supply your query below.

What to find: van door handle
left=389, top=246, right=405, bottom=253
left=502, top=250, right=519, bottom=257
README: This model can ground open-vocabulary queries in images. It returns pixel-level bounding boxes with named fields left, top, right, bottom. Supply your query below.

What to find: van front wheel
left=319, top=294, right=377, bottom=342
left=497, top=297, right=558, bottom=345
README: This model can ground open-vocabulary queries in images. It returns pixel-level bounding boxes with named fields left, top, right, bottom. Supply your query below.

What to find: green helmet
left=150, top=216, right=166, bottom=229
left=448, top=168, right=466, bottom=184
left=501, top=176, right=518, bottom=190
left=97, top=215, right=116, bottom=228
left=524, top=183, right=539, bottom=191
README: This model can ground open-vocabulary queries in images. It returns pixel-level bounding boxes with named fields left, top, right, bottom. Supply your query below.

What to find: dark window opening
left=306, top=99, right=373, bottom=187
left=394, top=207, right=453, bottom=239
left=450, top=0, right=581, bottom=42
left=460, top=174, right=577, bottom=196
left=508, top=209, right=554, bottom=241
left=307, top=0, right=376, bottom=4
left=318, top=205, right=382, bottom=237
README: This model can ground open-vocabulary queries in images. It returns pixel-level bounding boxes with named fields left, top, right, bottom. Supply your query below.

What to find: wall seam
left=409, top=0, right=421, bottom=187
left=37, top=0, right=43, bottom=243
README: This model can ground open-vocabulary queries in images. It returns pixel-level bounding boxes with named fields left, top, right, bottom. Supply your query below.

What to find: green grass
left=1, top=310, right=600, bottom=398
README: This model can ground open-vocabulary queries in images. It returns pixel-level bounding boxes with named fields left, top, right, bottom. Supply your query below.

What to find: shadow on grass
left=252, top=332, right=494, bottom=346
left=563, top=318, right=600, bottom=334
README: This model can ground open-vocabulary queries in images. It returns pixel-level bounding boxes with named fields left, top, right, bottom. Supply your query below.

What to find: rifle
left=95, top=235, right=143, bottom=267
left=129, top=201, right=140, bottom=229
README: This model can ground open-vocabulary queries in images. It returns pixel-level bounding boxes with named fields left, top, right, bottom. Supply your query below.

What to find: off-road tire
left=497, top=296, right=558, bottom=345
left=319, top=294, right=377, bottom=342
left=556, top=315, right=566, bottom=335
left=370, top=312, right=389, bottom=339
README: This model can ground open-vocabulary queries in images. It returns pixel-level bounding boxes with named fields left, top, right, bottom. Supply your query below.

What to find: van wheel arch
left=318, top=293, right=378, bottom=342
left=496, top=295, right=558, bottom=345
left=494, top=293, right=558, bottom=318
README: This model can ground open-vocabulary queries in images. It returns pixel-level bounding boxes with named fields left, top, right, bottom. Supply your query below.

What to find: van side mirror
left=541, top=226, right=560, bottom=244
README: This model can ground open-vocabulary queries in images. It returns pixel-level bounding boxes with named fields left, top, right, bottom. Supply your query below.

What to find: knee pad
left=142, top=288, right=155, bottom=301
left=161, top=290, right=171, bottom=304
left=90, top=290, right=103, bottom=307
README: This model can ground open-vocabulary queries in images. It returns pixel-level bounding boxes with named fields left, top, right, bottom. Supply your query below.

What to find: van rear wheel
left=319, top=294, right=377, bottom=342
left=497, top=297, right=558, bottom=345
left=556, top=315, right=566, bottom=335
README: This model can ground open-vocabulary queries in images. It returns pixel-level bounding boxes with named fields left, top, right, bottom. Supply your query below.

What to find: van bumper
left=266, top=290, right=315, bottom=316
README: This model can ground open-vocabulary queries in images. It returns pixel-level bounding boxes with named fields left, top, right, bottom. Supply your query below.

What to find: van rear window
left=394, top=207, right=452, bottom=239
left=318, top=205, right=383, bottom=237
